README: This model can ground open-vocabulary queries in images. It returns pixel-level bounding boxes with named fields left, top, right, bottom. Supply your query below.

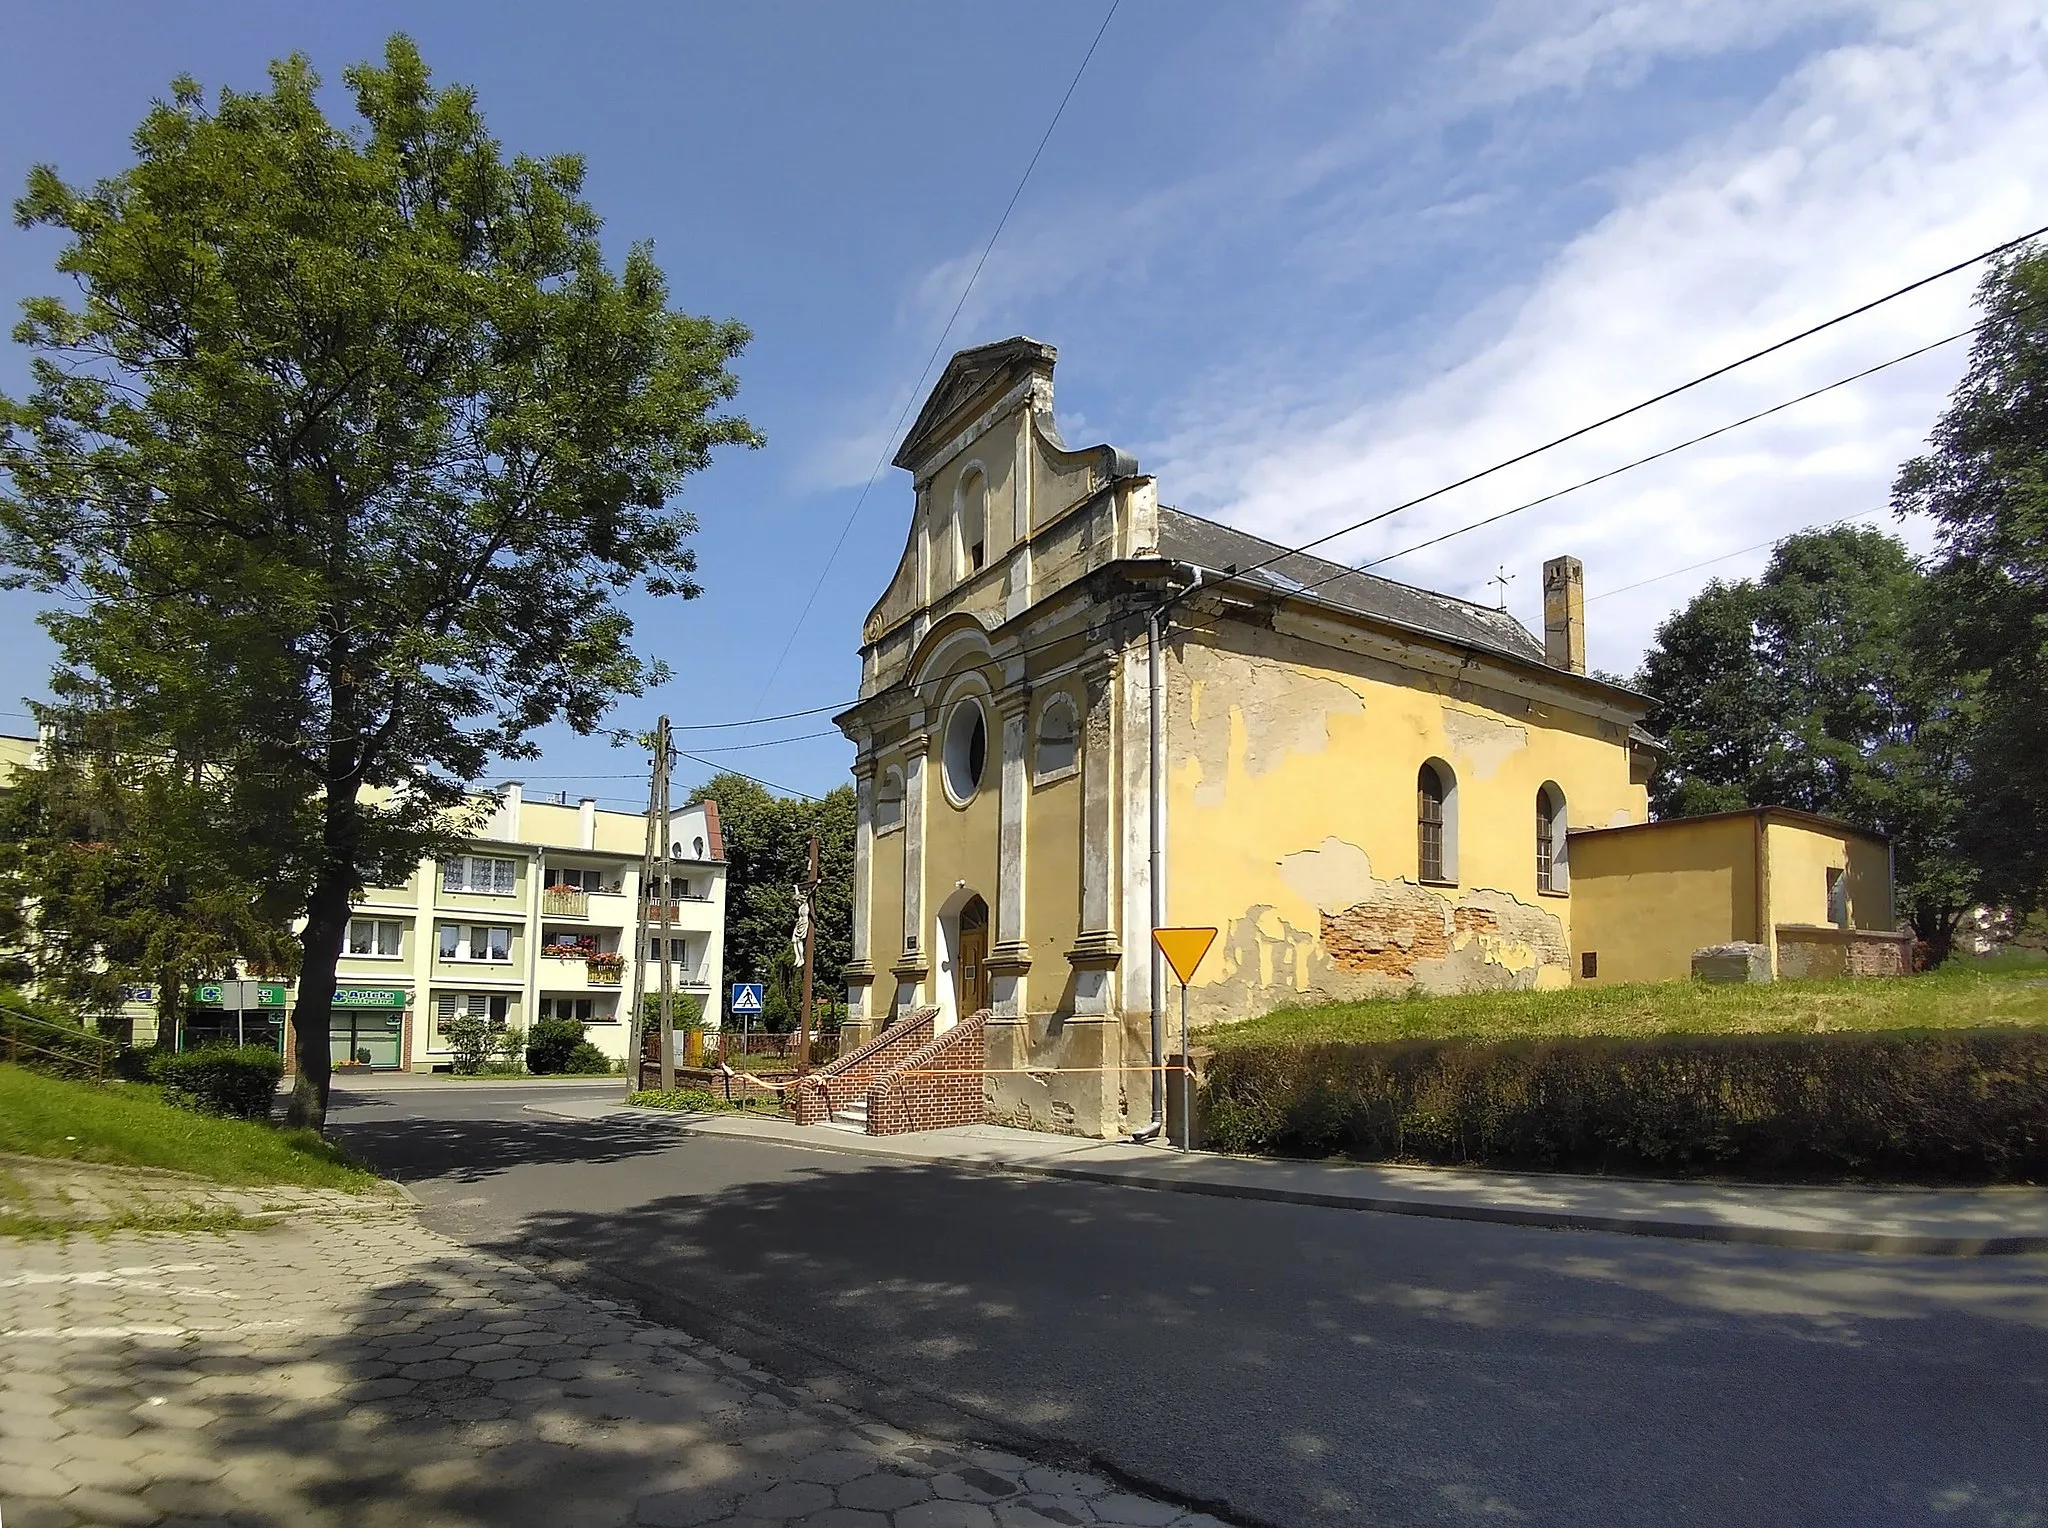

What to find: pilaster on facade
left=989, top=686, right=1033, bottom=1021
left=1067, top=657, right=1122, bottom=1018
left=845, top=759, right=878, bottom=1036
left=897, top=728, right=930, bottom=975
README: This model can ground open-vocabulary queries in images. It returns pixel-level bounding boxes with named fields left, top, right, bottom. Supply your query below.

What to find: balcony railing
left=586, top=953, right=626, bottom=988
left=542, top=887, right=589, bottom=918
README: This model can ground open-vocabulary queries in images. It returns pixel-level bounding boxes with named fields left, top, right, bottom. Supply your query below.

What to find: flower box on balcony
left=585, top=951, right=626, bottom=987
left=541, top=942, right=596, bottom=960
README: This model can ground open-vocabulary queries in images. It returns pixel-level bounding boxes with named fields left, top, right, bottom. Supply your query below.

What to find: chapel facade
left=834, top=337, right=1661, bottom=1138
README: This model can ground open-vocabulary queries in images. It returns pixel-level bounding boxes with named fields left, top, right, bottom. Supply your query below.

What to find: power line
left=675, top=752, right=820, bottom=802
left=1356, top=325, right=1973, bottom=572
left=749, top=0, right=1124, bottom=707
left=1585, top=507, right=1889, bottom=603
left=1164, top=219, right=2048, bottom=605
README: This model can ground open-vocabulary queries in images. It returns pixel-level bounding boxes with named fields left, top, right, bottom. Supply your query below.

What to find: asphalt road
left=330, top=1081, right=2048, bottom=1528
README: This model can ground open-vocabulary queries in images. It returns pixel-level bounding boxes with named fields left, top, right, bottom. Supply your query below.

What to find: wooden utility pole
left=797, top=834, right=819, bottom=1079
left=624, top=718, right=665, bottom=1101
left=655, top=718, right=677, bottom=1094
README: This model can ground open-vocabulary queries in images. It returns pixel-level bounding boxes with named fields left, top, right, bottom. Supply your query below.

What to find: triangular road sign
left=1152, top=926, right=1217, bottom=986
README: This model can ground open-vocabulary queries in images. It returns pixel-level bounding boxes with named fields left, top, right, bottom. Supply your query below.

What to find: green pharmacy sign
left=334, top=988, right=408, bottom=1009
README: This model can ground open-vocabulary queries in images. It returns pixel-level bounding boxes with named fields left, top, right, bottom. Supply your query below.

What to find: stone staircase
left=825, top=1097, right=870, bottom=1133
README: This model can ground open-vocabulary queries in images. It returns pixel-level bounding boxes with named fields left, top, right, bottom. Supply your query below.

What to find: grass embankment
left=1208, top=959, right=2048, bottom=1051
left=0, top=1063, right=377, bottom=1192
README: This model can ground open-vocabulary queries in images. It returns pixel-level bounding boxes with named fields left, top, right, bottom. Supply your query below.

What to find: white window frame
left=443, top=855, right=518, bottom=896
left=346, top=918, right=405, bottom=959
left=437, top=923, right=515, bottom=963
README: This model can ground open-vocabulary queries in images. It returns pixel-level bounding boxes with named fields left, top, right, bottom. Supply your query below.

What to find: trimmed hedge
left=148, top=1045, right=285, bottom=1121
left=1200, top=1030, right=2048, bottom=1182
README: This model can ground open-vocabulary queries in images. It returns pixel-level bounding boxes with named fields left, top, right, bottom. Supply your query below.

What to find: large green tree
left=688, top=772, right=854, bottom=1031
left=1894, top=246, right=2048, bottom=913
left=0, top=39, right=757, bottom=1128
left=1636, top=525, right=1979, bottom=961
left=0, top=729, right=299, bottom=1040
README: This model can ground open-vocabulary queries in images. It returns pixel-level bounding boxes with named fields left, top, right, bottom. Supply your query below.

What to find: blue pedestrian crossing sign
left=730, top=983, right=766, bottom=1016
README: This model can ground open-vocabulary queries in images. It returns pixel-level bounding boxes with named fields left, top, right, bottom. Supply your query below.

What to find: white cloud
left=1159, top=0, right=2048, bottom=677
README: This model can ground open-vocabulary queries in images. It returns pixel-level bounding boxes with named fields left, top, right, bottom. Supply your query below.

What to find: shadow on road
left=330, top=1099, right=682, bottom=1184
left=476, top=1151, right=2048, bottom=1528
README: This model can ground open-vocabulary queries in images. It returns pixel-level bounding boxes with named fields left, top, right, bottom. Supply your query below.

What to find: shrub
left=563, top=1040, right=612, bottom=1074
left=149, top=1045, right=284, bottom=1120
left=628, top=1088, right=731, bottom=1112
left=441, top=1015, right=495, bottom=1075
left=1200, top=1030, right=2048, bottom=1183
left=526, top=1016, right=588, bottom=1074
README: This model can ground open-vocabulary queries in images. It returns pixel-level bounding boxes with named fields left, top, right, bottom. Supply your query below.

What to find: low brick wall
left=868, top=1011, right=988, bottom=1136
left=787, top=1007, right=937, bottom=1124
left=1775, top=925, right=1914, bottom=980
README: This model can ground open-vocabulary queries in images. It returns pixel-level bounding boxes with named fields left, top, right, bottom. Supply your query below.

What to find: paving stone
left=837, top=1472, right=934, bottom=1511
left=789, top=1449, right=887, bottom=1486
left=399, top=1358, right=471, bottom=1381
left=897, top=1502, right=1000, bottom=1528
left=635, top=1486, right=740, bottom=1526
left=1088, top=1495, right=1183, bottom=1527
left=739, top=1481, right=837, bottom=1519
left=55, top=1485, right=160, bottom=1525
left=995, top=1505, right=1090, bottom=1528
left=934, top=1468, right=1023, bottom=1502
left=794, top=1511, right=893, bottom=1528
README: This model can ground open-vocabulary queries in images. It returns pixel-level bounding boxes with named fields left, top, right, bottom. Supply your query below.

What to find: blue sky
left=4, top=1, right=2045, bottom=805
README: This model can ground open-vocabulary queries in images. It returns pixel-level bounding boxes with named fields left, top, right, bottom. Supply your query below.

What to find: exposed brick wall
left=787, top=1007, right=937, bottom=1124
left=1775, top=925, right=1913, bottom=980
left=868, top=1011, right=988, bottom=1136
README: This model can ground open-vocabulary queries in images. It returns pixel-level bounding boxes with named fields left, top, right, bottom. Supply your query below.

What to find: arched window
left=956, top=468, right=987, bottom=579
left=1034, top=693, right=1079, bottom=781
left=1536, top=783, right=1568, bottom=893
left=1418, top=761, right=1457, bottom=883
left=875, top=765, right=904, bottom=833
left=942, top=699, right=988, bottom=806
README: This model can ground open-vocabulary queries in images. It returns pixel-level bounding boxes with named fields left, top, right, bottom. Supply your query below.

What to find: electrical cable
left=1584, top=507, right=1888, bottom=603
left=748, top=0, right=1124, bottom=707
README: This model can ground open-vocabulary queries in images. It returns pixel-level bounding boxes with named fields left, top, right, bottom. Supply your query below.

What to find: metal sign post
left=1150, top=927, right=1218, bottom=1151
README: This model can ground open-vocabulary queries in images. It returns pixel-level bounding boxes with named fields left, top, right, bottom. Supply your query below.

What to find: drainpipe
left=1134, top=568, right=1200, bottom=1145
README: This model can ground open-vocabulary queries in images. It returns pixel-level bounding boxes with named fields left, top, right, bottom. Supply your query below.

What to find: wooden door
left=955, top=896, right=990, bottom=1017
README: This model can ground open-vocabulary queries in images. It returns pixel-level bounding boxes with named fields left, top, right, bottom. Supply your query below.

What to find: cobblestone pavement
left=0, top=1177, right=1223, bottom=1528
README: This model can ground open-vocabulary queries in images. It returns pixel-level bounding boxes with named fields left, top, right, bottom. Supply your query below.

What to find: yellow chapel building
left=830, top=338, right=1901, bottom=1139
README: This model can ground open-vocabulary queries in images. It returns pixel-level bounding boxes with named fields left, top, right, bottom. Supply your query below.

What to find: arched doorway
left=953, top=895, right=990, bottom=1018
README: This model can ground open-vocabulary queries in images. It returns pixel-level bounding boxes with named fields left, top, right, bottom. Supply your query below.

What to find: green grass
left=1207, top=963, right=2048, bottom=1051
left=0, top=1063, right=378, bottom=1192
left=0, top=1204, right=259, bottom=1239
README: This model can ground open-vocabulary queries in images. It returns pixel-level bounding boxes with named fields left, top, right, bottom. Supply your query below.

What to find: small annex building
left=1568, top=807, right=1909, bottom=984
left=832, top=337, right=1695, bottom=1139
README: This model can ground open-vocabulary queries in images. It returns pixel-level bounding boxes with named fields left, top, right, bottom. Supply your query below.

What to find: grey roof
left=1156, top=508, right=1549, bottom=666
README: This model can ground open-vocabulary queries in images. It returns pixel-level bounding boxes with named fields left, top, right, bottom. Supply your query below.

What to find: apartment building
left=86, top=780, right=727, bottom=1072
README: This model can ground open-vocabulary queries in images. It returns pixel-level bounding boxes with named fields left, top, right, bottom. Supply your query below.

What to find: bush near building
left=1200, top=965, right=2048, bottom=1181
left=144, top=1045, right=283, bottom=1121
left=526, top=1016, right=612, bottom=1075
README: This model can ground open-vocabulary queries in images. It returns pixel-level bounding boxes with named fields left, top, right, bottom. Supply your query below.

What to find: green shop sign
left=196, top=982, right=288, bottom=1008
left=334, top=988, right=408, bottom=1009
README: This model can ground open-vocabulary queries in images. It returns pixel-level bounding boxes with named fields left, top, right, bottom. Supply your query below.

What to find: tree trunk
left=284, top=787, right=362, bottom=1132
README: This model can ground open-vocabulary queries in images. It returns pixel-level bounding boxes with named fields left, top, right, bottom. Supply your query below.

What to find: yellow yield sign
left=1151, top=927, right=1217, bottom=1151
left=1152, top=926, right=1217, bottom=985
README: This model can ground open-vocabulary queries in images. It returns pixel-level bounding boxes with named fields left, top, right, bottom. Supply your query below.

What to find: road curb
left=531, top=1104, right=2048, bottom=1258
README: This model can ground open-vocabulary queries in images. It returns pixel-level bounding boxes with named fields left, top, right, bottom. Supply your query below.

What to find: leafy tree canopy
left=1636, top=525, right=1979, bottom=960
left=686, top=772, right=853, bottom=1032
left=1894, top=246, right=2048, bottom=911
left=0, top=38, right=758, bottom=1127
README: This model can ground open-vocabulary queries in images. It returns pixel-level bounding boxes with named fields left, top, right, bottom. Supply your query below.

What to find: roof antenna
left=1487, top=565, right=1515, bottom=609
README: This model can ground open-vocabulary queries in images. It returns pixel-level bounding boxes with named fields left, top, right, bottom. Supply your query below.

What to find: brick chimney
left=1542, top=556, right=1585, bottom=674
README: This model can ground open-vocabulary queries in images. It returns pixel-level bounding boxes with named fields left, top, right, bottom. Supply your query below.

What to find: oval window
left=943, top=699, right=988, bottom=805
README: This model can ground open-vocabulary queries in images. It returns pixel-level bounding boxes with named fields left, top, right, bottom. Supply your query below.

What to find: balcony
left=586, top=953, right=625, bottom=987
left=541, top=887, right=588, bottom=918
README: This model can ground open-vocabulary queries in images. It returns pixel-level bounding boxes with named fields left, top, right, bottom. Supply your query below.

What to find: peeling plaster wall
left=1164, top=626, right=1643, bottom=1026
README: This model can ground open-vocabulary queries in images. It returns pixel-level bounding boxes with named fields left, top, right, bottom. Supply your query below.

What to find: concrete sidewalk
left=529, top=1100, right=2048, bottom=1257
left=1, top=1157, right=1216, bottom=1528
